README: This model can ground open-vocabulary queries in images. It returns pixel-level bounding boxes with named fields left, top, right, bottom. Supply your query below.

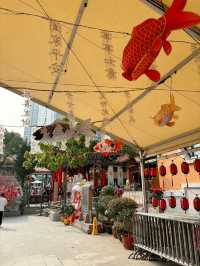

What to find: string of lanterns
left=145, top=159, right=200, bottom=213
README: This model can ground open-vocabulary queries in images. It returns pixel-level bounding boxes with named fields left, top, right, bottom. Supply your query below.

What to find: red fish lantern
left=152, top=197, right=159, bottom=208
left=181, top=161, right=189, bottom=174
left=159, top=198, right=166, bottom=211
left=180, top=195, right=189, bottom=212
left=194, top=159, right=200, bottom=173
left=94, top=139, right=123, bottom=157
left=150, top=167, right=157, bottom=178
left=122, top=0, right=200, bottom=81
left=193, top=195, right=200, bottom=212
left=169, top=195, right=176, bottom=208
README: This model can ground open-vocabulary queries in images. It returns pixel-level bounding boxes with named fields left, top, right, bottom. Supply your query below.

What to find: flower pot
left=122, top=234, right=134, bottom=250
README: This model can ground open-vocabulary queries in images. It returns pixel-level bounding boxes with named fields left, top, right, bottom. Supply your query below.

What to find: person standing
left=0, top=193, right=8, bottom=227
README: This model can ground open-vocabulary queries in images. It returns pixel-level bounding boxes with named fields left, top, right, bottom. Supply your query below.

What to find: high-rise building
left=24, top=102, right=62, bottom=145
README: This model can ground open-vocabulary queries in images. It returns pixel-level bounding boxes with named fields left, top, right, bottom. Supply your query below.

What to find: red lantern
left=144, top=168, right=150, bottom=178
left=159, top=165, right=166, bottom=176
left=150, top=167, right=157, bottom=177
left=194, top=159, right=200, bottom=173
left=169, top=195, right=176, bottom=208
left=181, top=161, right=189, bottom=175
left=152, top=197, right=159, bottom=208
left=159, top=198, right=166, bottom=211
left=193, top=195, right=200, bottom=212
left=170, top=162, right=178, bottom=175
left=180, top=196, right=189, bottom=212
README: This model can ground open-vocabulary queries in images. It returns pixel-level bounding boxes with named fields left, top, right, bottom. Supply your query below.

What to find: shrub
left=100, top=186, right=115, bottom=196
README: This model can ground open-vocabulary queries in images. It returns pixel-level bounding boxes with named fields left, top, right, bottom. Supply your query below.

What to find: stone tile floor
left=0, top=215, right=175, bottom=266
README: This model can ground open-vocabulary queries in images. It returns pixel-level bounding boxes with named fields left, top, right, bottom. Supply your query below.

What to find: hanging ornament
left=94, top=139, right=123, bottom=157
left=49, top=20, right=65, bottom=75
left=181, top=160, right=189, bottom=188
left=124, top=91, right=135, bottom=124
left=22, top=91, right=31, bottom=128
left=159, top=164, right=166, bottom=176
left=122, top=0, right=200, bottom=81
left=193, top=195, right=200, bottom=212
left=150, top=167, right=157, bottom=178
left=153, top=88, right=181, bottom=127
left=152, top=197, right=159, bottom=208
left=144, top=167, right=150, bottom=178
left=170, top=160, right=177, bottom=187
left=180, top=194, right=189, bottom=212
left=66, top=92, right=74, bottom=118
left=99, top=93, right=109, bottom=126
left=101, top=30, right=117, bottom=80
left=169, top=194, right=176, bottom=208
left=194, top=158, right=200, bottom=173
left=159, top=198, right=166, bottom=211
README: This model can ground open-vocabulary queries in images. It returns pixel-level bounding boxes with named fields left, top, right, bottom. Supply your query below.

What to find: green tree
left=2, top=130, right=31, bottom=185
left=4, top=130, right=24, bottom=156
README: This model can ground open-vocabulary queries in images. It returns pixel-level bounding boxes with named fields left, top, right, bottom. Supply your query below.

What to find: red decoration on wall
left=180, top=196, right=189, bottom=212
left=193, top=195, right=200, bottom=212
left=122, top=0, right=200, bottom=81
left=181, top=161, right=189, bottom=174
left=194, top=159, right=200, bottom=173
left=150, top=167, right=157, bottom=178
left=159, top=198, right=166, bottom=211
left=170, top=162, right=178, bottom=175
left=152, top=197, right=159, bottom=208
left=169, top=195, right=176, bottom=208
left=144, top=168, right=150, bottom=178
left=159, top=165, right=166, bottom=176
left=181, top=161, right=189, bottom=188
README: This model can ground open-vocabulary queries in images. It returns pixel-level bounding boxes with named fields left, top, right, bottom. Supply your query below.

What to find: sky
left=0, top=87, right=24, bottom=136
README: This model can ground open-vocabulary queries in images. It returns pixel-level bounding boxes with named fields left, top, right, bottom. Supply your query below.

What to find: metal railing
left=133, top=212, right=200, bottom=266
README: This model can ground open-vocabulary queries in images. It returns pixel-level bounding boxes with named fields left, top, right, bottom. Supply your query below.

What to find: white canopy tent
left=0, top=0, right=200, bottom=156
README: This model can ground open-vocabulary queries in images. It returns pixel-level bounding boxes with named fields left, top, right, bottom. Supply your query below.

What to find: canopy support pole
left=48, top=0, right=88, bottom=102
left=139, top=150, right=148, bottom=213
left=101, top=47, right=200, bottom=129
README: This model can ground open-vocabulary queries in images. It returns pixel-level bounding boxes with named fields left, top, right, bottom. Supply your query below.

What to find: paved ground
left=0, top=215, right=173, bottom=266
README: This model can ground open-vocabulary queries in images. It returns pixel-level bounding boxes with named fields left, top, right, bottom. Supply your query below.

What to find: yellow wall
left=158, top=156, right=200, bottom=190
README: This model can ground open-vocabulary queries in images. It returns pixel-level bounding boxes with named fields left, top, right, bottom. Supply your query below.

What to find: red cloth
left=101, top=170, right=107, bottom=187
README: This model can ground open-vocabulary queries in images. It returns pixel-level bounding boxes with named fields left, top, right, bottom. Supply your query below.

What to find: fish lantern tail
left=165, top=0, right=200, bottom=32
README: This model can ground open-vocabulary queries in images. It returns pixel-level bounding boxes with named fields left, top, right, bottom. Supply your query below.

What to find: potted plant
left=96, top=193, right=115, bottom=233
left=107, top=197, right=137, bottom=249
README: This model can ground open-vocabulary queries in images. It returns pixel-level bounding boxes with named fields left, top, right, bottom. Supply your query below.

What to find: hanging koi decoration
left=122, top=0, right=200, bottom=81
left=153, top=93, right=181, bottom=127
left=94, top=139, right=123, bottom=157
left=181, top=160, right=190, bottom=188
